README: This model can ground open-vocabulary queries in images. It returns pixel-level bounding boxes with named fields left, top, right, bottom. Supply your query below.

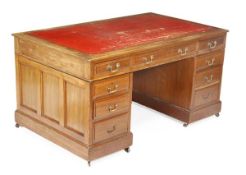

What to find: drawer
left=132, top=49, right=160, bottom=67
left=93, top=113, right=129, bottom=143
left=199, top=36, right=225, bottom=53
left=196, top=51, right=224, bottom=71
left=132, top=42, right=196, bottom=68
left=195, top=66, right=222, bottom=89
left=193, top=84, right=220, bottom=107
left=93, top=74, right=130, bottom=99
left=162, top=42, right=197, bottom=59
left=94, top=94, right=130, bottom=120
left=93, top=58, right=130, bottom=78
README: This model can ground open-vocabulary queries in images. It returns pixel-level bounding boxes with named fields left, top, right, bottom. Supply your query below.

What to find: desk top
left=27, top=13, right=216, bottom=54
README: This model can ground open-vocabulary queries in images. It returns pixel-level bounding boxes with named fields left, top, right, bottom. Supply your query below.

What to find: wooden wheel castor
left=124, top=147, right=130, bottom=153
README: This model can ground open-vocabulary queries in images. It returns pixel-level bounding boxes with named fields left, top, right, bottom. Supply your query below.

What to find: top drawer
left=132, top=42, right=197, bottom=68
left=198, top=35, right=225, bottom=53
left=93, top=57, right=130, bottom=79
left=162, top=42, right=197, bottom=59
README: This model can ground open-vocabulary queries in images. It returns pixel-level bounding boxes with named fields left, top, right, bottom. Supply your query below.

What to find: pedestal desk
left=13, top=13, right=228, bottom=165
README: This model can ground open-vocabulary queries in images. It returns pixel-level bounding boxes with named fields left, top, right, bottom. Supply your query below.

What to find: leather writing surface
left=28, top=13, right=213, bottom=54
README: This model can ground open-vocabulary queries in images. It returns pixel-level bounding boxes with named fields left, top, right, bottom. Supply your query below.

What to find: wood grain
left=94, top=94, right=130, bottom=120
left=92, top=74, right=130, bottom=99
left=20, top=63, right=39, bottom=112
left=193, top=84, right=220, bottom=107
left=195, top=50, right=224, bottom=71
left=93, top=113, right=129, bottom=143
left=14, top=13, right=228, bottom=162
left=133, top=57, right=195, bottom=109
left=65, top=82, right=86, bottom=135
left=14, top=35, right=91, bottom=80
left=42, top=73, right=60, bottom=123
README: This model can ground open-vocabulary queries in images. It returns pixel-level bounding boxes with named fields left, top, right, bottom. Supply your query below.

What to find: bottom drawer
left=93, top=113, right=129, bottom=143
left=193, top=84, right=220, bottom=107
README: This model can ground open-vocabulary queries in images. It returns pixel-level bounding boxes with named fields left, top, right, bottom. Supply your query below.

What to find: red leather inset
left=28, top=13, right=212, bottom=54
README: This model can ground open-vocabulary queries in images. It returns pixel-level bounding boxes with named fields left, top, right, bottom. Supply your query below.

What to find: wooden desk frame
left=13, top=14, right=228, bottom=165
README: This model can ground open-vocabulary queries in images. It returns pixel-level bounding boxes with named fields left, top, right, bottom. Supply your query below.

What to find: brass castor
left=15, top=123, right=20, bottom=128
left=88, top=161, right=91, bottom=167
left=215, top=113, right=220, bottom=117
left=124, top=147, right=130, bottom=153
left=183, top=123, right=188, bottom=127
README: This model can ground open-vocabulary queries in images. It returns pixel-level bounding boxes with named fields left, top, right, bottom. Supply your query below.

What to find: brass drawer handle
left=204, top=74, right=214, bottom=83
left=206, top=58, right=215, bottom=66
left=143, top=55, right=154, bottom=64
left=178, top=47, right=188, bottom=56
left=106, top=63, right=120, bottom=73
left=202, top=93, right=211, bottom=99
left=107, top=125, right=116, bottom=134
left=108, top=104, right=118, bottom=112
left=107, top=84, right=119, bottom=94
left=208, top=41, right=217, bottom=49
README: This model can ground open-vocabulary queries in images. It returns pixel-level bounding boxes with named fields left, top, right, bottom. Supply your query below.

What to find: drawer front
left=196, top=51, right=224, bottom=71
left=193, top=84, right=220, bottom=107
left=199, top=36, right=225, bottom=52
left=162, top=42, right=197, bottom=59
left=94, top=114, right=129, bottom=143
left=195, top=66, right=222, bottom=89
left=93, top=74, right=130, bottom=99
left=132, top=42, right=196, bottom=68
left=94, top=94, right=130, bottom=120
left=94, top=58, right=130, bottom=78
left=132, top=50, right=160, bottom=67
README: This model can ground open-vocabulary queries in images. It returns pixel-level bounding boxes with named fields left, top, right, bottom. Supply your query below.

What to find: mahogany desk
left=13, top=13, right=228, bottom=165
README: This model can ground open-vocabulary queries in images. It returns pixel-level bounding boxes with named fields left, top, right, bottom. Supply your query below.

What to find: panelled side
left=15, top=54, right=91, bottom=145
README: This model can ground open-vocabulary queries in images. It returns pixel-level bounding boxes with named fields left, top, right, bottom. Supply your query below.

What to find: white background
left=0, top=0, right=245, bottom=174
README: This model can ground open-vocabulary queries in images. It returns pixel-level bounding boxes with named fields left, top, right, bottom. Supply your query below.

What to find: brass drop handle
left=208, top=41, right=217, bottom=49
left=108, top=104, right=118, bottom=112
left=143, top=55, right=154, bottom=64
left=107, top=125, right=116, bottom=134
left=204, top=74, right=214, bottom=83
left=107, top=84, right=119, bottom=94
left=206, top=58, right=215, bottom=66
left=202, top=93, right=211, bottom=99
left=178, top=47, right=188, bottom=56
left=106, top=63, right=120, bottom=73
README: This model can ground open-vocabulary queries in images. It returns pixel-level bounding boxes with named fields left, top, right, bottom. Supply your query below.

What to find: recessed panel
left=42, top=73, right=60, bottom=123
left=65, top=82, right=85, bottom=134
left=20, top=64, right=38, bottom=112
